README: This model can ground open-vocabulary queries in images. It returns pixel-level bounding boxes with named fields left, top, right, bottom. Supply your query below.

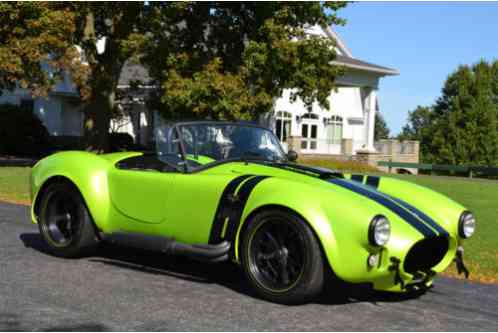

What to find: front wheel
left=38, top=181, right=99, bottom=258
left=240, top=208, right=325, bottom=304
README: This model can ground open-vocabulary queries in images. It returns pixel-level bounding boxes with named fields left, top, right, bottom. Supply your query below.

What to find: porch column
left=366, top=88, right=377, bottom=151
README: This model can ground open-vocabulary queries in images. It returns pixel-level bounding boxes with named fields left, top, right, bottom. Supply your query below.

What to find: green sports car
left=30, top=121, right=475, bottom=304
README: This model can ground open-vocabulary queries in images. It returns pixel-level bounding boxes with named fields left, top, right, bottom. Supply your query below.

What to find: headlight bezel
left=368, top=215, right=391, bottom=247
left=458, top=211, right=476, bottom=239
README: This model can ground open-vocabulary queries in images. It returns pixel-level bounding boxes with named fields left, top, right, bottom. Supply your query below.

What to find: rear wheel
left=240, top=208, right=325, bottom=304
left=38, top=181, right=99, bottom=258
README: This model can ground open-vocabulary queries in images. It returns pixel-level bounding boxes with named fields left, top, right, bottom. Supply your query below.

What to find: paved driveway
left=1, top=202, right=497, bottom=331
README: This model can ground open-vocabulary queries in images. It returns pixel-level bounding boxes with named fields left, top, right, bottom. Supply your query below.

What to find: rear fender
left=31, top=151, right=117, bottom=233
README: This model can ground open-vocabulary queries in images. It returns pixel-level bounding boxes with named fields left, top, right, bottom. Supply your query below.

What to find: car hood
left=206, top=160, right=465, bottom=240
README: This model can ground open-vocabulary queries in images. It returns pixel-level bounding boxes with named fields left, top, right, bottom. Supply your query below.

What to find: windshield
left=155, top=122, right=286, bottom=171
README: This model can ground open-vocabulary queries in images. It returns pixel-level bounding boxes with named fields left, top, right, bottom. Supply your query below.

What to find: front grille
left=404, top=236, right=449, bottom=274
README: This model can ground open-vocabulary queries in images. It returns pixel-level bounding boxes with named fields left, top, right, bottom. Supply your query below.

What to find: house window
left=301, top=113, right=319, bottom=120
left=275, top=111, right=292, bottom=143
left=325, top=115, right=343, bottom=144
left=300, top=113, right=319, bottom=150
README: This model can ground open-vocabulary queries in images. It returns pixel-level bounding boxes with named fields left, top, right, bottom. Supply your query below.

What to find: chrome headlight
left=459, top=211, right=476, bottom=239
left=369, top=215, right=391, bottom=246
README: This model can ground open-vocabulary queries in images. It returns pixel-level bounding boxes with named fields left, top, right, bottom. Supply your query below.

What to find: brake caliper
left=454, top=246, right=470, bottom=278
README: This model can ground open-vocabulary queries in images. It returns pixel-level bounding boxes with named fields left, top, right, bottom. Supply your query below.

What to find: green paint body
left=30, top=151, right=468, bottom=292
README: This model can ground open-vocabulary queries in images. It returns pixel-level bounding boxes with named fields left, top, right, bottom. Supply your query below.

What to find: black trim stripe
left=389, top=196, right=449, bottom=237
left=351, top=174, right=364, bottom=183
left=209, top=174, right=254, bottom=244
left=328, top=178, right=437, bottom=238
left=366, top=176, right=380, bottom=189
left=224, top=176, right=271, bottom=256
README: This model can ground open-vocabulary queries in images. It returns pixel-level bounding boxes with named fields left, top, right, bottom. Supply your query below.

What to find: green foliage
left=374, top=112, right=390, bottom=140
left=0, top=2, right=347, bottom=151
left=0, top=3, right=76, bottom=95
left=399, top=60, right=498, bottom=165
left=146, top=2, right=347, bottom=120
left=0, top=103, right=49, bottom=157
left=397, top=106, right=434, bottom=160
left=0, top=2, right=155, bottom=151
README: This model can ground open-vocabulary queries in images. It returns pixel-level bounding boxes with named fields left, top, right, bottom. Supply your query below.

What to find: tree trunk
left=83, top=89, right=114, bottom=153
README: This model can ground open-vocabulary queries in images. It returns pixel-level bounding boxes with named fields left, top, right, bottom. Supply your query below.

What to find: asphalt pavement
left=1, top=201, right=497, bottom=331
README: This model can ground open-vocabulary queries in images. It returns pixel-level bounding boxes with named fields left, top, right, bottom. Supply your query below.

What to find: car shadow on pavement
left=20, top=232, right=429, bottom=306
left=0, top=312, right=108, bottom=331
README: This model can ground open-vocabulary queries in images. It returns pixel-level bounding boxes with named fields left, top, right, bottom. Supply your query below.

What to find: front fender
left=233, top=177, right=385, bottom=283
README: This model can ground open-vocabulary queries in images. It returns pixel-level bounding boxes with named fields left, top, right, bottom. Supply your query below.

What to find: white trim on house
left=265, top=26, right=398, bottom=156
left=323, top=26, right=353, bottom=58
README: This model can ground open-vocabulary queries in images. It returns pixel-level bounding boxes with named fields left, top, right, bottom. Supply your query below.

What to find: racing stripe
left=224, top=176, right=271, bottom=257
left=366, top=176, right=380, bottom=189
left=350, top=175, right=446, bottom=236
left=328, top=178, right=438, bottom=238
left=209, top=174, right=254, bottom=244
left=351, top=174, right=364, bottom=183
left=389, top=196, right=449, bottom=237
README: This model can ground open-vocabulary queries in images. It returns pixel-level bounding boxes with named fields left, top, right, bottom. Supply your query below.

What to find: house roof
left=332, top=55, right=399, bottom=76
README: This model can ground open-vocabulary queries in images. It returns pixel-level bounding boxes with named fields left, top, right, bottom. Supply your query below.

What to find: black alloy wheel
left=38, top=181, right=99, bottom=258
left=248, top=218, right=305, bottom=292
left=241, top=208, right=325, bottom=304
left=41, top=190, right=80, bottom=247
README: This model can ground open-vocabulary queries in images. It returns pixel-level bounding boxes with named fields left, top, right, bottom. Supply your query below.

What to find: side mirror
left=287, top=150, right=298, bottom=162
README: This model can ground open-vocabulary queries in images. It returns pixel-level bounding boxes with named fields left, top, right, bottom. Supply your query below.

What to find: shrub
left=299, top=157, right=379, bottom=173
left=109, top=132, right=135, bottom=152
left=0, top=103, right=50, bottom=157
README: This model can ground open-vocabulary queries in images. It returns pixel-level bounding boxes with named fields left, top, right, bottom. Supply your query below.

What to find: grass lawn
left=0, top=164, right=496, bottom=284
left=0, top=167, right=31, bottom=205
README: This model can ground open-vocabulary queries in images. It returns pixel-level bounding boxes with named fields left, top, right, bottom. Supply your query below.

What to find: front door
left=108, top=155, right=174, bottom=224
left=300, top=122, right=318, bottom=153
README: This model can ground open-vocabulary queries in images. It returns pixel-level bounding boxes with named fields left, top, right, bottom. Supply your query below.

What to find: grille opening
left=404, top=236, right=449, bottom=274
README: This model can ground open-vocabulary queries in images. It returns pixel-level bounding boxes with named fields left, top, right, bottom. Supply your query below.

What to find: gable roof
left=332, top=55, right=399, bottom=76
left=323, top=26, right=398, bottom=76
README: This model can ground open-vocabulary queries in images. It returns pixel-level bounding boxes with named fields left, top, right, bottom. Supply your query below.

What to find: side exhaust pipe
left=104, top=232, right=231, bottom=263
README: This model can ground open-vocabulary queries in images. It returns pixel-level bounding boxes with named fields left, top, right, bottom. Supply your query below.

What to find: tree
left=374, top=112, right=390, bottom=140
left=397, top=106, right=432, bottom=141
left=0, top=2, right=347, bottom=152
left=145, top=2, right=347, bottom=121
left=397, top=106, right=435, bottom=161
left=398, top=60, right=498, bottom=165
left=0, top=2, right=153, bottom=152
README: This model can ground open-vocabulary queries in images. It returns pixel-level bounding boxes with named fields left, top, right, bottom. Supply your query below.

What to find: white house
left=263, top=26, right=398, bottom=156
left=1, top=26, right=397, bottom=155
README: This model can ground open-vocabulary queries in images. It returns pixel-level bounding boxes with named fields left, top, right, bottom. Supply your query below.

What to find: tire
left=240, top=208, right=325, bottom=304
left=38, top=181, right=99, bottom=258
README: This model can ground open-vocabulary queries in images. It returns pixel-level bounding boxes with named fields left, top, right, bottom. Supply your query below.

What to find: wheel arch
left=234, top=202, right=340, bottom=278
left=237, top=204, right=332, bottom=265
left=33, top=175, right=75, bottom=221
left=30, top=151, right=112, bottom=232
left=32, top=175, right=103, bottom=235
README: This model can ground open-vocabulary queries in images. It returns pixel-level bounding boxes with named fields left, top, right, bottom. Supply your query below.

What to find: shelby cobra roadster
left=30, top=121, right=475, bottom=304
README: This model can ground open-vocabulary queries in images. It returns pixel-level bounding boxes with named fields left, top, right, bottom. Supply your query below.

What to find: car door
left=108, top=155, right=175, bottom=224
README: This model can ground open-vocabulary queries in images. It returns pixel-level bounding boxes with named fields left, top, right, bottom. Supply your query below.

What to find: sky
left=334, top=1, right=498, bottom=135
